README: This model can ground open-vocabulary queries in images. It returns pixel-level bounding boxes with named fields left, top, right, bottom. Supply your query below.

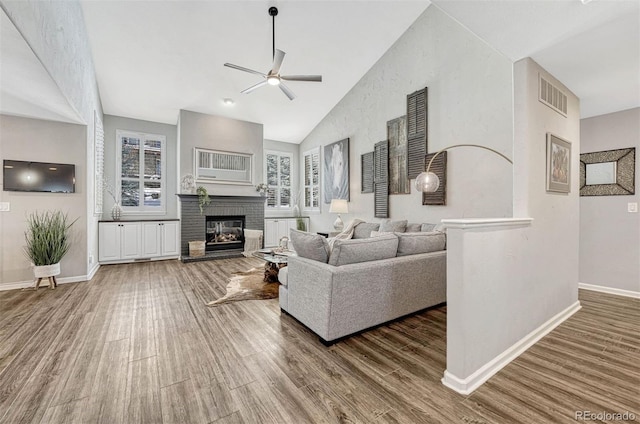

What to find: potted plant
left=255, top=183, right=268, bottom=196
left=197, top=186, right=210, bottom=214
left=24, top=210, right=77, bottom=289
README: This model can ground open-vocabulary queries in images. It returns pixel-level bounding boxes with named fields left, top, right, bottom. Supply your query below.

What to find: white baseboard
left=442, top=300, right=582, bottom=395
left=0, top=273, right=95, bottom=292
left=579, top=283, right=640, bottom=299
left=87, top=263, right=101, bottom=281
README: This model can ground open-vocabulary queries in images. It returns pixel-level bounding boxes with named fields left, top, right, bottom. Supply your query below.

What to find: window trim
left=302, top=147, right=321, bottom=212
left=116, top=129, right=167, bottom=215
left=264, top=150, right=293, bottom=210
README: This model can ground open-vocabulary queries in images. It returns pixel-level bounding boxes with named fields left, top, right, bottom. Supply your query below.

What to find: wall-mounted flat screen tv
left=3, top=160, right=76, bottom=193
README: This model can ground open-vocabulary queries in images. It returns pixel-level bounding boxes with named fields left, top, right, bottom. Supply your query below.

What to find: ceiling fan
left=223, top=7, right=322, bottom=101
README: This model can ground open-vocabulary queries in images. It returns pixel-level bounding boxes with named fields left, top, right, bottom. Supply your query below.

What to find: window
left=264, top=151, right=292, bottom=209
left=116, top=130, right=166, bottom=213
left=302, top=148, right=320, bottom=210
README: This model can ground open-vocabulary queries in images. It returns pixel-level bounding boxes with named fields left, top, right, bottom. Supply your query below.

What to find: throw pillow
left=395, top=231, right=446, bottom=256
left=290, top=229, right=330, bottom=263
left=420, top=223, right=437, bottom=232
left=379, top=219, right=408, bottom=233
left=406, top=223, right=422, bottom=233
left=352, top=222, right=381, bottom=239
left=328, top=234, right=399, bottom=266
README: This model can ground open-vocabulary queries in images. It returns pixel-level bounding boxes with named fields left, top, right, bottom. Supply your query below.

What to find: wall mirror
left=580, top=147, right=635, bottom=196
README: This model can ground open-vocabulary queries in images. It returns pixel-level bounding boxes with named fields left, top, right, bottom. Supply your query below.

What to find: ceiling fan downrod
left=269, top=7, right=278, bottom=61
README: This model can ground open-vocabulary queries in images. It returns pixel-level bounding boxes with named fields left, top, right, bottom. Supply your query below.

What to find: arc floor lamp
left=415, top=144, right=513, bottom=193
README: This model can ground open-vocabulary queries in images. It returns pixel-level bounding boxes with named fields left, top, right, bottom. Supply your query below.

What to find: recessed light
left=223, top=98, right=235, bottom=106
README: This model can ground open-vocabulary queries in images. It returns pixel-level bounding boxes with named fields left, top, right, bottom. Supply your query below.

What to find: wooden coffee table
left=252, top=249, right=291, bottom=283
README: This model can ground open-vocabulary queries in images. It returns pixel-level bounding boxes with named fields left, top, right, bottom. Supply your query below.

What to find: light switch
left=629, top=202, right=638, bottom=213
left=0, top=202, right=10, bottom=212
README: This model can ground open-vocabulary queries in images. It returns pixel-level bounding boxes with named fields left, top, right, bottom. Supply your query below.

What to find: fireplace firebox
left=205, top=216, right=245, bottom=252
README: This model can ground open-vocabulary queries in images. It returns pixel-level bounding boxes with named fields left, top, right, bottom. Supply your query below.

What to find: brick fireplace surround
left=177, top=194, right=265, bottom=262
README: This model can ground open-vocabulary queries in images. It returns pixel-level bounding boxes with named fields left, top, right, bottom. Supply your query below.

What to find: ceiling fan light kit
left=223, top=7, right=322, bottom=100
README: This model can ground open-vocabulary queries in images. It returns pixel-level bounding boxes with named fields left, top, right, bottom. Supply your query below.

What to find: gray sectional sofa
left=278, top=220, right=446, bottom=344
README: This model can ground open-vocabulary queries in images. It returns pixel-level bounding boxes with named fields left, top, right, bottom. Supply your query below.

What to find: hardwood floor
left=0, top=259, right=638, bottom=423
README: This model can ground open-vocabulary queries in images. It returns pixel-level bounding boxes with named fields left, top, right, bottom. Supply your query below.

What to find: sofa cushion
left=369, top=230, right=393, bottom=237
left=352, top=222, right=380, bottom=239
left=290, top=229, right=330, bottom=263
left=328, top=234, right=399, bottom=266
left=278, top=266, right=288, bottom=286
left=406, top=223, right=422, bottom=233
left=379, top=219, right=408, bottom=233
left=421, top=223, right=437, bottom=232
left=396, top=231, right=446, bottom=256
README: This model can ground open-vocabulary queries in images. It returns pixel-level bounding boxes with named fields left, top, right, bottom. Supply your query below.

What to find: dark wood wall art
left=422, top=152, right=447, bottom=205
left=361, top=151, right=374, bottom=193
left=374, top=140, right=389, bottom=218
left=580, top=147, right=635, bottom=196
left=387, top=116, right=410, bottom=194
left=406, top=87, right=428, bottom=179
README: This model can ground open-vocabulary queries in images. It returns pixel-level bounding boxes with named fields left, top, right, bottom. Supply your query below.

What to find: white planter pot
left=33, top=263, right=61, bottom=278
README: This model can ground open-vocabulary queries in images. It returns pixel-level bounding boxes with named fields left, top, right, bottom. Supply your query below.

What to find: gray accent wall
left=178, top=110, right=263, bottom=197
left=580, top=107, right=640, bottom=293
left=0, top=115, right=87, bottom=284
left=103, top=114, right=178, bottom=220
left=298, top=6, right=513, bottom=232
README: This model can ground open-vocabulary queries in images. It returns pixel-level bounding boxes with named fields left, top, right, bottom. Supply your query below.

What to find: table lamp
left=329, top=199, right=348, bottom=231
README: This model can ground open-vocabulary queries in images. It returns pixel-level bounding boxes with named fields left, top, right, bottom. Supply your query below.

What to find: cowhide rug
left=206, top=267, right=279, bottom=307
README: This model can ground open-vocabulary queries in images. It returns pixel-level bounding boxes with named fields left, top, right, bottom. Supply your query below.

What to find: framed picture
left=323, top=138, right=350, bottom=203
left=546, top=133, right=571, bottom=193
left=580, top=147, right=635, bottom=196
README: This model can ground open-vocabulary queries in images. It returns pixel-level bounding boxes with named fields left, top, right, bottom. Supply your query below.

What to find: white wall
left=580, top=107, right=640, bottom=294
left=298, top=5, right=513, bottom=232
left=178, top=110, right=263, bottom=197
left=0, top=115, right=87, bottom=285
left=1, top=0, right=103, bottom=278
left=103, top=114, right=178, bottom=220
left=263, top=139, right=300, bottom=218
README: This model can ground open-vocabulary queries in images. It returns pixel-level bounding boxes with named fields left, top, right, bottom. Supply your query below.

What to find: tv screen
left=3, top=160, right=75, bottom=193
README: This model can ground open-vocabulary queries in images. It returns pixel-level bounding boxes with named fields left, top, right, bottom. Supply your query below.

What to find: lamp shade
left=415, top=171, right=440, bottom=193
left=329, top=199, right=348, bottom=214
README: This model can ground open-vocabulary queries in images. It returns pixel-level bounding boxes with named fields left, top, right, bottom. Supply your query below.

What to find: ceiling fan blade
left=224, top=63, right=266, bottom=77
left=271, top=49, right=286, bottom=74
left=279, top=82, right=296, bottom=101
left=281, top=75, right=322, bottom=82
left=241, top=80, right=268, bottom=94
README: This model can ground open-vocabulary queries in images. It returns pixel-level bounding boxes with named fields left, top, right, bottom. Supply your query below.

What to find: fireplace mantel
left=177, top=194, right=266, bottom=260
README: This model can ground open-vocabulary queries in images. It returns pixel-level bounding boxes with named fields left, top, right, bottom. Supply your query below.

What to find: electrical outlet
left=89, top=255, right=94, bottom=265
left=0, top=202, right=10, bottom=212
left=628, top=202, right=638, bottom=213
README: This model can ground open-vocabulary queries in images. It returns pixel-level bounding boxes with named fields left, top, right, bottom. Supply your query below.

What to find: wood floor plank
left=1, top=259, right=638, bottom=424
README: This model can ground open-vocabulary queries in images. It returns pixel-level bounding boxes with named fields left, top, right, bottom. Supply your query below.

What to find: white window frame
left=116, top=129, right=167, bottom=215
left=264, top=150, right=293, bottom=210
left=302, top=147, right=321, bottom=212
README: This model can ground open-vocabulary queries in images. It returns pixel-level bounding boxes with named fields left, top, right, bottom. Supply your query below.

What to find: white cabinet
left=99, top=220, right=179, bottom=263
left=264, top=217, right=310, bottom=247
left=98, top=222, right=141, bottom=262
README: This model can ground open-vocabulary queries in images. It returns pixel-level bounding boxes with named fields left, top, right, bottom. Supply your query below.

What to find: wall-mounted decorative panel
left=422, top=152, right=447, bottom=206
left=374, top=140, right=389, bottom=218
left=361, top=151, right=374, bottom=193
left=387, top=115, right=410, bottom=194
left=580, top=147, right=635, bottom=196
left=407, top=87, right=428, bottom=179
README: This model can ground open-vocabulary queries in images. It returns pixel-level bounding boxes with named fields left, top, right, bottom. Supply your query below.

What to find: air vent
left=195, top=148, right=252, bottom=184
left=539, top=74, right=567, bottom=117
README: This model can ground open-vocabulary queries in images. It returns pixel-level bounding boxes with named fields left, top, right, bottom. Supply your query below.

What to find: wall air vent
left=539, top=74, right=568, bottom=117
left=194, top=148, right=253, bottom=185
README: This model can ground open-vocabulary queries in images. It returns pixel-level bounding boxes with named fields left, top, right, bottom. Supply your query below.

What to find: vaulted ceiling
left=2, top=1, right=638, bottom=142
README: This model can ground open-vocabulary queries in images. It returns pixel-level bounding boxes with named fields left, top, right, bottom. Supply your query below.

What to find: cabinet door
left=120, top=222, right=142, bottom=259
left=264, top=219, right=280, bottom=247
left=161, top=221, right=180, bottom=256
left=277, top=220, right=289, bottom=242
left=99, top=223, right=121, bottom=262
left=141, top=222, right=161, bottom=257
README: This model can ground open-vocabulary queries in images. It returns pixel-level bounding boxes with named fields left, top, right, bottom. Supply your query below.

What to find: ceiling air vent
left=539, top=74, right=567, bottom=117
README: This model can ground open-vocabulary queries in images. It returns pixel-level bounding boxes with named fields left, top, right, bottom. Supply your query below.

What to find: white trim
left=88, top=263, right=100, bottom=281
left=441, top=300, right=581, bottom=395
left=0, top=273, right=96, bottom=292
left=441, top=217, right=534, bottom=229
left=579, top=283, right=640, bottom=299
